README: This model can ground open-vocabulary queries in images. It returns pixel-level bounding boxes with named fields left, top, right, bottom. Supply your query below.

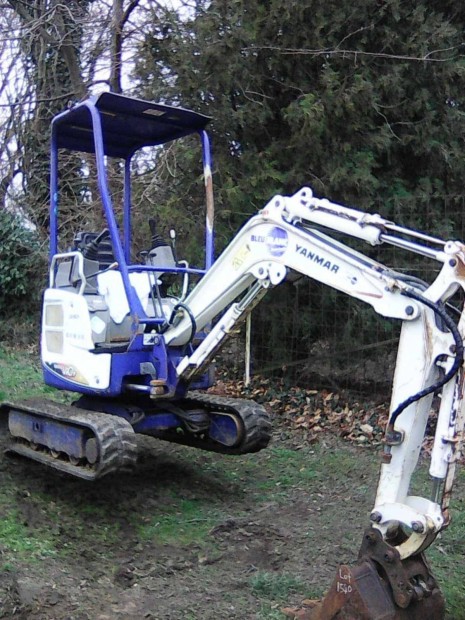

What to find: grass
left=250, top=571, right=307, bottom=600
left=256, top=605, right=287, bottom=620
left=250, top=572, right=309, bottom=620
left=136, top=498, right=222, bottom=545
left=202, top=445, right=322, bottom=503
left=0, top=488, right=124, bottom=566
left=0, top=346, right=61, bottom=401
left=251, top=573, right=324, bottom=620
left=404, top=456, right=465, bottom=618
left=0, top=509, right=57, bottom=561
left=1, top=346, right=465, bottom=618
left=429, top=498, right=465, bottom=620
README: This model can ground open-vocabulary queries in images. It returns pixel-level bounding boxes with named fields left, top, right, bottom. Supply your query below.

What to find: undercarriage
left=1, top=394, right=272, bottom=480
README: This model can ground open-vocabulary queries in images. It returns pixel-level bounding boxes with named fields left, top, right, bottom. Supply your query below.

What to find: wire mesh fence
left=220, top=196, right=465, bottom=395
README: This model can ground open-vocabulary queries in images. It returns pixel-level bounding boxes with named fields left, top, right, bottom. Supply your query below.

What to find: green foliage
left=0, top=211, right=45, bottom=315
left=0, top=347, right=51, bottom=400
left=250, top=571, right=307, bottom=599
left=129, top=1, right=465, bottom=382
left=136, top=498, right=221, bottom=545
left=134, top=0, right=465, bottom=234
left=0, top=510, right=57, bottom=560
left=130, top=137, right=211, bottom=267
left=429, top=499, right=465, bottom=619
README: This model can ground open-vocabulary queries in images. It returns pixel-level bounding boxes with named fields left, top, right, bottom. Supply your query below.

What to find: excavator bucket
left=283, top=528, right=445, bottom=620
left=303, top=561, right=444, bottom=620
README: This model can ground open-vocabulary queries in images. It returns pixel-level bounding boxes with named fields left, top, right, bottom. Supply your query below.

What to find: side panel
left=41, top=289, right=111, bottom=390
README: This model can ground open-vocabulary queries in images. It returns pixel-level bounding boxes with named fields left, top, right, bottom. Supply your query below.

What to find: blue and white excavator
left=2, top=92, right=465, bottom=618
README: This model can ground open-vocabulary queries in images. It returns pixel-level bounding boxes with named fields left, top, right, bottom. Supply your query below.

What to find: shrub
left=0, top=210, right=45, bottom=315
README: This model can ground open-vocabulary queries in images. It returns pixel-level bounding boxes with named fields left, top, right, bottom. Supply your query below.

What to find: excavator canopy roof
left=52, top=92, right=212, bottom=158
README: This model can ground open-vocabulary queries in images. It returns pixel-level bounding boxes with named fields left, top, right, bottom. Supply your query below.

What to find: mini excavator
left=2, top=93, right=465, bottom=618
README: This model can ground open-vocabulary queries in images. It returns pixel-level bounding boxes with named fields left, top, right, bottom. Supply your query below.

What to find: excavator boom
left=162, top=187, right=465, bottom=618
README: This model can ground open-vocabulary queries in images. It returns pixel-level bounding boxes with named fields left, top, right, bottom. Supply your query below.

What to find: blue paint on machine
left=251, top=226, right=288, bottom=257
left=266, top=227, right=288, bottom=257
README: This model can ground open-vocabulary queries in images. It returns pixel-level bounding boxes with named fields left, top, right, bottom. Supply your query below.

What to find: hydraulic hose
left=388, top=289, right=464, bottom=429
left=167, top=302, right=197, bottom=345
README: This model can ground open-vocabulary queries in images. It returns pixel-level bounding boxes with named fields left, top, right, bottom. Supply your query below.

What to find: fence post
left=245, top=312, right=252, bottom=386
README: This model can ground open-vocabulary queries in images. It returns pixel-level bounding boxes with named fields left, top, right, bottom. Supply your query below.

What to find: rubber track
left=152, top=393, right=272, bottom=455
left=1, top=399, right=138, bottom=480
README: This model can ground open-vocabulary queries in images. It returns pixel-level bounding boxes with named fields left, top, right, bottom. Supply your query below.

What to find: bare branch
left=122, top=0, right=141, bottom=26
left=242, top=44, right=465, bottom=63
left=6, top=0, right=56, bottom=45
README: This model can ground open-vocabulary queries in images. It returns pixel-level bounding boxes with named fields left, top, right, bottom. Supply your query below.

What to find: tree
left=0, top=209, right=43, bottom=315
left=131, top=0, right=465, bottom=378
left=133, top=0, right=465, bottom=241
left=0, top=0, right=145, bottom=240
left=2, top=1, right=91, bottom=233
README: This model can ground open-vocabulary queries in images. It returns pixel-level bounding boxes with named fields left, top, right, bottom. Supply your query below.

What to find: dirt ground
left=0, top=419, right=381, bottom=620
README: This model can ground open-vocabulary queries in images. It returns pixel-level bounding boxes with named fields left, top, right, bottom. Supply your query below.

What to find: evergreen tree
left=133, top=1, right=465, bottom=380
left=134, top=0, right=465, bottom=242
